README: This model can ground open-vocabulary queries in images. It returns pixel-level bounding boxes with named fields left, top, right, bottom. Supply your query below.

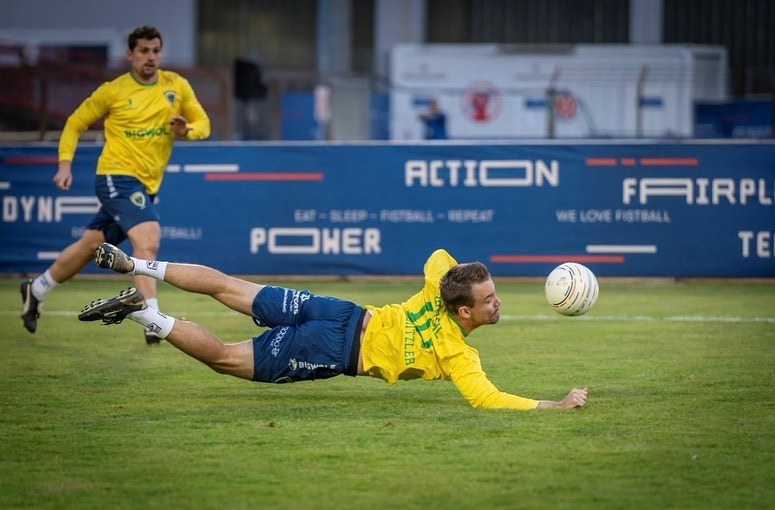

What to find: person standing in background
left=20, top=25, right=211, bottom=344
left=419, top=99, right=447, bottom=140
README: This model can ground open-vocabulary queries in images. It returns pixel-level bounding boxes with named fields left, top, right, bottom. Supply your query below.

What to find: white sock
left=129, top=258, right=168, bottom=280
left=146, top=297, right=159, bottom=310
left=31, top=269, right=59, bottom=300
left=129, top=306, right=176, bottom=338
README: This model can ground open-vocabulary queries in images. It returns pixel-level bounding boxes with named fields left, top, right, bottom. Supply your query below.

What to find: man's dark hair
left=439, top=261, right=491, bottom=315
left=128, top=26, right=163, bottom=50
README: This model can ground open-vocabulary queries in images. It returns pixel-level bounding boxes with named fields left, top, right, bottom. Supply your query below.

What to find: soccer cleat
left=144, top=330, right=163, bottom=345
left=94, top=242, right=135, bottom=274
left=20, top=279, right=43, bottom=333
left=78, top=287, right=146, bottom=325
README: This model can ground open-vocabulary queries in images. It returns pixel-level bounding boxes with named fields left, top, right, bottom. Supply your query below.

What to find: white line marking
left=586, top=245, right=657, bottom=254
left=183, top=164, right=239, bottom=173
left=37, top=251, right=61, bottom=260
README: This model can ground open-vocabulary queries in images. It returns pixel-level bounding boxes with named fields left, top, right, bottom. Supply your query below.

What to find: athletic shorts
left=86, top=175, right=159, bottom=245
left=250, top=285, right=366, bottom=383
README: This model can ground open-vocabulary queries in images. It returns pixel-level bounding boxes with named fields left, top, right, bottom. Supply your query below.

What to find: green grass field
left=2, top=276, right=774, bottom=510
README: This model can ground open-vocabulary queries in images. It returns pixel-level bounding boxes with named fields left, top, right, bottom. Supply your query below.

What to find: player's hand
left=536, top=386, right=589, bottom=409
left=560, top=387, right=588, bottom=409
left=170, top=116, right=190, bottom=137
left=54, top=161, right=73, bottom=190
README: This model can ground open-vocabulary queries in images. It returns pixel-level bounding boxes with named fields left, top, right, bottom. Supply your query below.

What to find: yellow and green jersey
left=362, top=249, right=540, bottom=410
left=58, top=69, right=211, bottom=195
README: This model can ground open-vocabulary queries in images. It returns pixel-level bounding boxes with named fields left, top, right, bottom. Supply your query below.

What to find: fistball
left=545, top=262, right=599, bottom=316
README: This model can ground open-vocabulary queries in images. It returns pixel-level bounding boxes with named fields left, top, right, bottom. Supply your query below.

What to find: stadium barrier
left=1, top=141, right=773, bottom=277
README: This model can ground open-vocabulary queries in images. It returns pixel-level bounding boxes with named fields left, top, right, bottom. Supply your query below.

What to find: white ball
left=544, top=262, right=599, bottom=316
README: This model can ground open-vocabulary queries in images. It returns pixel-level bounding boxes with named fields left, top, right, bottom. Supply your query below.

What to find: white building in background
left=391, top=44, right=728, bottom=140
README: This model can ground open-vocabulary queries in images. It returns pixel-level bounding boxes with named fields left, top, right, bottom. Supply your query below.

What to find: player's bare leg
left=126, top=221, right=160, bottom=302
left=95, top=242, right=263, bottom=317
left=165, top=321, right=255, bottom=379
left=49, top=228, right=107, bottom=283
left=164, top=264, right=262, bottom=316
left=21, top=228, right=105, bottom=333
left=78, top=286, right=255, bottom=380
left=126, top=221, right=162, bottom=344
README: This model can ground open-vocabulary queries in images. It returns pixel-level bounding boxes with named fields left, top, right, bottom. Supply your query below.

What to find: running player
left=20, top=26, right=211, bottom=344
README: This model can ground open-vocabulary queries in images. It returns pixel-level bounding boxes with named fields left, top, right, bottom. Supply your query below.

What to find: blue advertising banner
left=1, top=141, right=773, bottom=277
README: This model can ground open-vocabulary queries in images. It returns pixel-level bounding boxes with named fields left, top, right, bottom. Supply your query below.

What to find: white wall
left=0, top=0, right=197, bottom=66
left=390, top=44, right=729, bottom=139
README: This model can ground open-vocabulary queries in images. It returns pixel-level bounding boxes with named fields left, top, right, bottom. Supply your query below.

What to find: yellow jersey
left=362, top=249, right=540, bottom=410
left=58, top=69, right=211, bottom=195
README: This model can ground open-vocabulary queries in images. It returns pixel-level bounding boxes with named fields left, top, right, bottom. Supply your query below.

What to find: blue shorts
left=250, top=286, right=366, bottom=383
left=86, top=175, right=159, bottom=245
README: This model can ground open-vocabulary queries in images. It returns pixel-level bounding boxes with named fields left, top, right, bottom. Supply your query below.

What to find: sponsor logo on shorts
left=282, top=289, right=310, bottom=316
left=270, top=326, right=288, bottom=357
left=288, top=358, right=335, bottom=371
left=291, top=290, right=310, bottom=315
left=282, top=289, right=289, bottom=313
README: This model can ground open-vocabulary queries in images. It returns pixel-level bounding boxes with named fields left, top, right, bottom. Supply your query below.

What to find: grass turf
left=1, top=277, right=773, bottom=509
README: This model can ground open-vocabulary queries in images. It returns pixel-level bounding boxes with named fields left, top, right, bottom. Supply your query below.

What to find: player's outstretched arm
left=536, top=387, right=588, bottom=409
